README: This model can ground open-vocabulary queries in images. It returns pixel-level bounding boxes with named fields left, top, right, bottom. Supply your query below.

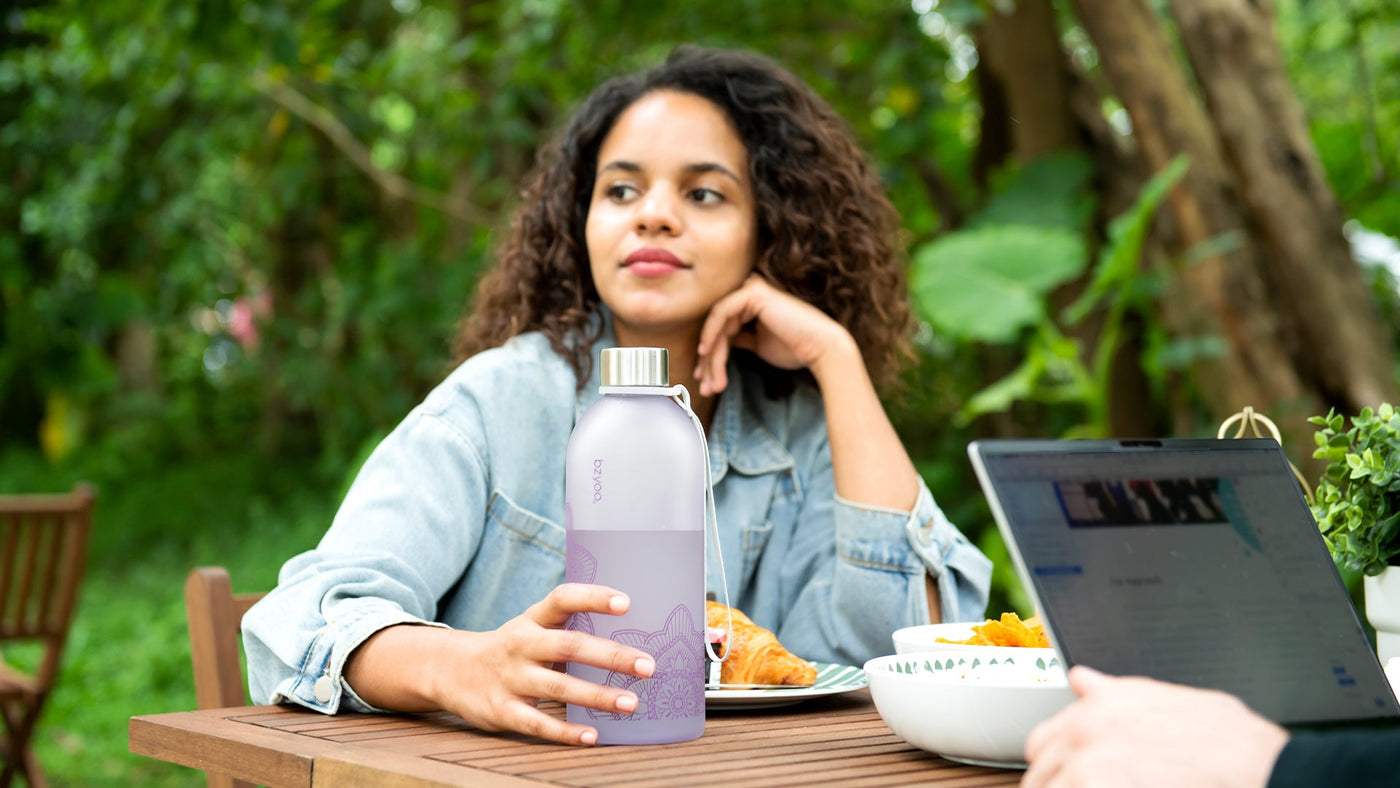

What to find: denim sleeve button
left=313, top=674, right=334, bottom=703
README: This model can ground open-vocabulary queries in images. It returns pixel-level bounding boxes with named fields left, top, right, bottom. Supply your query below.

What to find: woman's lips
left=625, top=261, right=685, bottom=277
left=623, top=248, right=687, bottom=277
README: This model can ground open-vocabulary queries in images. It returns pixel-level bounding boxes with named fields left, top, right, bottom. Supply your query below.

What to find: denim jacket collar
left=571, top=310, right=794, bottom=486
left=708, top=379, right=795, bottom=483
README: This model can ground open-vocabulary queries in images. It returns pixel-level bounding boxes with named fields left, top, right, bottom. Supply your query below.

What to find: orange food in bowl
left=935, top=612, right=1049, bottom=648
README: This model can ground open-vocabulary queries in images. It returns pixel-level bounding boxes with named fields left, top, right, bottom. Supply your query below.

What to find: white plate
left=705, top=662, right=867, bottom=710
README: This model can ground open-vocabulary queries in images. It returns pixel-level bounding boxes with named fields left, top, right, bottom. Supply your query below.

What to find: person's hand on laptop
left=1022, top=665, right=1288, bottom=788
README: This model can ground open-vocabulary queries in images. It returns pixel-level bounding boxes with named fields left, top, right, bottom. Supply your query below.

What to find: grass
left=0, top=446, right=339, bottom=787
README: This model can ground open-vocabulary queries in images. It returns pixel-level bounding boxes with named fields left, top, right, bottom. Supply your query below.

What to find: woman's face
left=586, top=89, right=757, bottom=343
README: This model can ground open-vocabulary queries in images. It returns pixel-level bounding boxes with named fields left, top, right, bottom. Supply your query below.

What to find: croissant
left=705, top=601, right=817, bottom=687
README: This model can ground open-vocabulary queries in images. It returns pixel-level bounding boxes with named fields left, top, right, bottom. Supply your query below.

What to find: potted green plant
left=1311, top=403, right=1400, bottom=663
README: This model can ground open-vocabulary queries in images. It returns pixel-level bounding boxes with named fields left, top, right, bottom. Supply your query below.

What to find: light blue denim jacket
left=243, top=321, right=991, bottom=713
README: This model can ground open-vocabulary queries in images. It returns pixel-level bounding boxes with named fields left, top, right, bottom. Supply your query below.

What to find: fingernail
left=609, top=595, right=627, bottom=613
left=616, top=694, right=637, bottom=712
left=635, top=657, right=655, bottom=677
left=581, top=729, right=598, bottom=745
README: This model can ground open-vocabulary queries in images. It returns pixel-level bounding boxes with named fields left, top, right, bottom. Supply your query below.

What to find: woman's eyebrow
left=598, top=160, right=743, bottom=185
left=598, top=160, right=642, bottom=174
left=684, top=162, right=743, bottom=185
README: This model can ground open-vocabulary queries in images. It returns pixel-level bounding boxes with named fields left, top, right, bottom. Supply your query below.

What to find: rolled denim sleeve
left=821, top=482, right=991, bottom=656
left=774, top=438, right=991, bottom=668
left=244, top=553, right=453, bottom=713
left=242, top=403, right=486, bottom=714
left=896, top=483, right=993, bottom=624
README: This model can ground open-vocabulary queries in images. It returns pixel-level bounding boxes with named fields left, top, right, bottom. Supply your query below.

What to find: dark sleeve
left=1266, top=729, right=1400, bottom=788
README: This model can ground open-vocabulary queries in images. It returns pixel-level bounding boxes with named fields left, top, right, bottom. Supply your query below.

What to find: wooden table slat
left=323, top=720, right=473, bottom=741
left=469, top=727, right=905, bottom=774
left=269, top=715, right=470, bottom=737
left=130, top=693, right=1023, bottom=787
left=836, top=770, right=1027, bottom=788
left=568, top=744, right=944, bottom=787
left=402, top=700, right=894, bottom=765
left=334, top=730, right=495, bottom=754
left=230, top=709, right=326, bottom=725
left=130, top=709, right=332, bottom=788
left=314, top=747, right=549, bottom=788
left=456, top=733, right=902, bottom=770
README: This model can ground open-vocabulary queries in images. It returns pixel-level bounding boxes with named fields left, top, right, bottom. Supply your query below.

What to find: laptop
left=968, top=437, right=1400, bottom=729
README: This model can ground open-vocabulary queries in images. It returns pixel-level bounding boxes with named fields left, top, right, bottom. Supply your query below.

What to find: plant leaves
left=1062, top=154, right=1190, bottom=324
left=910, top=225, right=1086, bottom=344
left=1311, top=403, right=1400, bottom=575
left=972, top=152, right=1096, bottom=232
left=958, top=349, right=1046, bottom=423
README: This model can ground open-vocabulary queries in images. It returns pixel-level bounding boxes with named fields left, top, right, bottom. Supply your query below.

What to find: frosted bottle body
left=564, top=392, right=706, bottom=744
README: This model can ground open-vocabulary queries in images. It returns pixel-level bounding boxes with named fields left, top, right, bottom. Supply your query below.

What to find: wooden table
left=129, top=690, right=1021, bottom=786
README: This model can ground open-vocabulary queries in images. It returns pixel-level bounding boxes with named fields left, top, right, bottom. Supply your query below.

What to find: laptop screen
left=969, top=438, right=1399, bottom=727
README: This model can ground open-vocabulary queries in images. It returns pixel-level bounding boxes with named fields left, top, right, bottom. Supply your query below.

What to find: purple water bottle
left=564, top=346, right=705, bottom=744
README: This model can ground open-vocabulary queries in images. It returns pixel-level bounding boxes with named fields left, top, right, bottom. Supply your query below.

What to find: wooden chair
left=0, top=484, right=95, bottom=788
left=183, top=567, right=264, bottom=788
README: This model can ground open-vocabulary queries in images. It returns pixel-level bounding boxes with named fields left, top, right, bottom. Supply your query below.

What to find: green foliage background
left=1, top=0, right=1397, bottom=784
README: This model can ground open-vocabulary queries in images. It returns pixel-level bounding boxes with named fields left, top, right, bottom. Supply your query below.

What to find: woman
left=244, top=45, right=990, bottom=746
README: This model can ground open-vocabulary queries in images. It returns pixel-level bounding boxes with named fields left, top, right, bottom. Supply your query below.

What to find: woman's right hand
left=344, top=583, right=655, bottom=745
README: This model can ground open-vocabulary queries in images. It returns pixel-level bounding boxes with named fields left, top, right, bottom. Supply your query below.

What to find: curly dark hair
left=453, top=45, right=913, bottom=391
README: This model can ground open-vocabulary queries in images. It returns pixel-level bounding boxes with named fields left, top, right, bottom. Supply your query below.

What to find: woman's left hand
left=694, top=274, right=854, bottom=396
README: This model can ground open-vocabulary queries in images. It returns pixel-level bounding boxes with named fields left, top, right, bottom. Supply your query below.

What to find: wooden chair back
left=0, top=483, right=95, bottom=788
left=183, top=566, right=265, bottom=788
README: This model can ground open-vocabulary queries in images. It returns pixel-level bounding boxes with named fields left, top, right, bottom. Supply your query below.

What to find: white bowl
left=892, top=622, right=984, bottom=653
left=864, top=649, right=1074, bottom=768
left=894, top=621, right=1058, bottom=658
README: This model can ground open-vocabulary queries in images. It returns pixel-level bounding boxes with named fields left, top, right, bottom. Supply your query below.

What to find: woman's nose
left=634, top=189, right=681, bottom=235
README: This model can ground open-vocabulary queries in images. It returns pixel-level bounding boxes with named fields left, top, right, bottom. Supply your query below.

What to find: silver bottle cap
left=600, top=347, right=669, bottom=387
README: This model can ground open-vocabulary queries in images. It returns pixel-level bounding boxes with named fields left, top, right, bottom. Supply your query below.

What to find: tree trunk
left=114, top=320, right=161, bottom=395
left=977, top=0, right=1078, bottom=162
left=1168, top=0, right=1397, bottom=413
left=1070, top=0, right=1327, bottom=461
left=973, top=0, right=1080, bottom=440
left=974, top=0, right=1165, bottom=438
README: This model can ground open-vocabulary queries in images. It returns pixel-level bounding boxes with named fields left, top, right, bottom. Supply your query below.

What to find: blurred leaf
left=959, top=349, right=1045, bottom=422
left=910, top=225, right=1086, bottom=343
left=1063, top=154, right=1189, bottom=324
left=39, top=393, right=73, bottom=461
left=973, top=151, right=1096, bottom=232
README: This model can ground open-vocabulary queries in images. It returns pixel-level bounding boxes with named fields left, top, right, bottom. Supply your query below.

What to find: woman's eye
left=605, top=183, right=638, bottom=201
left=689, top=188, right=723, bottom=205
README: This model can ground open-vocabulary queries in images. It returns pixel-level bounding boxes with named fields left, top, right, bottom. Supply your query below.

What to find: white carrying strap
left=598, top=385, right=732, bottom=664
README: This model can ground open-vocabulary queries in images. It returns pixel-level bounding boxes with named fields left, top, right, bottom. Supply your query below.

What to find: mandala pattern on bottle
left=586, top=604, right=703, bottom=721
left=564, top=540, right=598, bottom=637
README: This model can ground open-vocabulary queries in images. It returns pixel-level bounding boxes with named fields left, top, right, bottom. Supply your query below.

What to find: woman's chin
left=608, top=301, right=706, bottom=341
